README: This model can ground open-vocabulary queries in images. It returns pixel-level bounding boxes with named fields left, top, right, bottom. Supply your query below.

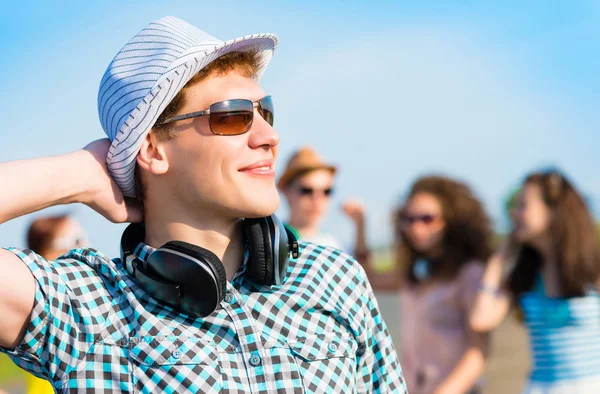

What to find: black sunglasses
left=401, top=213, right=440, bottom=225
left=298, top=187, right=334, bottom=197
left=159, top=95, right=274, bottom=136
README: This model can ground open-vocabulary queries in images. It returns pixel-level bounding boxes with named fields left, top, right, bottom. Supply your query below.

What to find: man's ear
left=137, top=131, right=169, bottom=175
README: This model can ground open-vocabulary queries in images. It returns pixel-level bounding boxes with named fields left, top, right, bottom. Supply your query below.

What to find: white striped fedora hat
left=98, top=16, right=277, bottom=197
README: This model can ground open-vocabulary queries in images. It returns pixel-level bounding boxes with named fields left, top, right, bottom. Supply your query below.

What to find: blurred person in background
left=26, top=214, right=89, bottom=260
left=278, top=147, right=370, bottom=261
left=0, top=214, right=89, bottom=394
left=470, top=170, right=600, bottom=393
left=360, top=175, right=493, bottom=394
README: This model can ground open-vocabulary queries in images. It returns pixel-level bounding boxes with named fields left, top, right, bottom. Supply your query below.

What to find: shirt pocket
left=289, top=333, right=359, bottom=393
left=130, top=337, right=222, bottom=394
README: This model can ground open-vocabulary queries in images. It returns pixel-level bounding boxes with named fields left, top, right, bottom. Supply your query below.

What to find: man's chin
left=241, top=196, right=280, bottom=219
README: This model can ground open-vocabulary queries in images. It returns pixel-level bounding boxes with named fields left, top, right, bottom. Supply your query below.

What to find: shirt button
left=224, top=293, right=235, bottom=303
left=172, top=349, right=182, bottom=359
left=249, top=354, right=261, bottom=366
left=327, top=343, right=338, bottom=353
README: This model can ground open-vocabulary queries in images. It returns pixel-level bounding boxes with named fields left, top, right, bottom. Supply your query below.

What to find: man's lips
left=238, top=160, right=275, bottom=176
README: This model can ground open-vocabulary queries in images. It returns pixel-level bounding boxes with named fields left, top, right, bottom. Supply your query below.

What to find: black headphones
left=120, top=215, right=299, bottom=317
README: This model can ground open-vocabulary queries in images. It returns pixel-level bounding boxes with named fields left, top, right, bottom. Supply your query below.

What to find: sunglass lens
left=259, top=96, right=274, bottom=126
left=209, top=100, right=253, bottom=135
left=401, top=214, right=437, bottom=225
left=300, top=187, right=313, bottom=196
left=421, top=215, right=435, bottom=224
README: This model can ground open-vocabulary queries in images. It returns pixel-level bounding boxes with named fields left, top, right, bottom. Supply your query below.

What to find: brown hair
left=395, top=175, right=494, bottom=283
left=27, top=215, right=70, bottom=258
left=507, top=170, right=600, bottom=299
left=135, top=49, right=261, bottom=201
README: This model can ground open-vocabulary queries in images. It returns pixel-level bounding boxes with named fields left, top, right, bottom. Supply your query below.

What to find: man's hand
left=342, top=199, right=366, bottom=225
left=79, top=139, right=143, bottom=224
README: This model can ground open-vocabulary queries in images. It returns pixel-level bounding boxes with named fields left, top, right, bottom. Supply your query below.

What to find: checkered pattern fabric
left=1, top=242, right=406, bottom=393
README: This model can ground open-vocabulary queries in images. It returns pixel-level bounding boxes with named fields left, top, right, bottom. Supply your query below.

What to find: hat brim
left=106, top=33, right=278, bottom=197
left=277, top=165, right=337, bottom=189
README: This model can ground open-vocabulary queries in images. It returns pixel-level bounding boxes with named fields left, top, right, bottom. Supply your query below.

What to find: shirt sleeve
left=0, top=247, right=109, bottom=383
left=350, top=260, right=408, bottom=393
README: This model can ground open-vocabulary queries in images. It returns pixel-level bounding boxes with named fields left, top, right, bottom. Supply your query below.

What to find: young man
left=0, top=17, right=406, bottom=393
left=278, top=147, right=370, bottom=262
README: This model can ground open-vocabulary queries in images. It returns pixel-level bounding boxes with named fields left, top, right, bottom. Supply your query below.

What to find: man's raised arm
left=0, top=140, right=142, bottom=348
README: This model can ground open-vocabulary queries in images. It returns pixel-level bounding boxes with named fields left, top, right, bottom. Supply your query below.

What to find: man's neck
left=144, top=211, right=245, bottom=281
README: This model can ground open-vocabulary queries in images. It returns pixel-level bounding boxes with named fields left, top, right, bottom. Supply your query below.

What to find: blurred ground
left=0, top=359, right=24, bottom=394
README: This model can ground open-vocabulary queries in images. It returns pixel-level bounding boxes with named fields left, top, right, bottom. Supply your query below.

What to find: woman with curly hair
left=470, top=170, right=600, bottom=393
left=362, top=175, right=493, bottom=394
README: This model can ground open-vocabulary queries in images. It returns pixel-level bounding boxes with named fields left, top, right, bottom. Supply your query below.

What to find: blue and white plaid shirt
left=1, top=242, right=406, bottom=393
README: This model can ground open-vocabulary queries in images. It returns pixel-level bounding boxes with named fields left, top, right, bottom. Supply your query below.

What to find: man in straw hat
left=278, top=147, right=371, bottom=262
left=0, top=16, right=405, bottom=393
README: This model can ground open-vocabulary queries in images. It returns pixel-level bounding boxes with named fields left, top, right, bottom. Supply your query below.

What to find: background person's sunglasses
left=401, top=214, right=439, bottom=225
left=298, top=187, right=334, bottom=197
left=159, top=95, right=274, bottom=135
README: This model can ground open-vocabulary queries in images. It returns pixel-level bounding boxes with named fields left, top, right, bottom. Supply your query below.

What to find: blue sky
left=0, top=1, right=599, bottom=256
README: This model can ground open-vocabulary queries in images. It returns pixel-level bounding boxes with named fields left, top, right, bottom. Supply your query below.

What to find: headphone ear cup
left=243, top=217, right=274, bottom=285
left=162, top=241, right=227, bottom=302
